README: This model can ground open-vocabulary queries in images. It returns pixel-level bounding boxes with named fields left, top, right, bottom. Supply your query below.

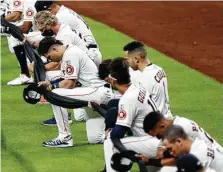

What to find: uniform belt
left=87, top=44, right=98, bottom=49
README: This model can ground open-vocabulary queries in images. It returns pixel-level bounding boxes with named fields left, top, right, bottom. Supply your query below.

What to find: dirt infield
left=60, top=2, right=223, bottom=83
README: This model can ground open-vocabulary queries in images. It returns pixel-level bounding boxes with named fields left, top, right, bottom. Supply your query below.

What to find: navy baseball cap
left=176, top=154, right=204, bottom=172
left=35, top=1, right=54, bottom=12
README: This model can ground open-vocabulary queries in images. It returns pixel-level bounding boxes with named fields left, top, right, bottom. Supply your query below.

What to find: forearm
left=59, top=79, right=76, bottom=89
left=45, top=62, right=61, bottom=71
left=5, top=12, right=21, bottom=22
left=145, top=157, right=176, bottom=167
left=19, top=22, right=32, bottom=33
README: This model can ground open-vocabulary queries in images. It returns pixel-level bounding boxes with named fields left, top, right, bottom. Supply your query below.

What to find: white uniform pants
left=51, top=86, right=113, bottom=143
left=45, top=70, right=91, bottom=122
left=104, top=135, right=161, bottom=172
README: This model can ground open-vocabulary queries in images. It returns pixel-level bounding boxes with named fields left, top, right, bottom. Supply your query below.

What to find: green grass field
left=1, top=17, right=223, bottom=172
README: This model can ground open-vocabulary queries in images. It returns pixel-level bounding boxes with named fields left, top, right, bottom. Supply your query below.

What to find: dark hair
left=163, top=125, right=188, bottom=143
left=123, top=41, right=147, bottom=58
left=98, top=59, right=112, bottom=80
left=109, top=57, right=131, bottom=85
left=143, top=111, right=164, bottom=133
left=38, top=37, right=63, bottom=56
left=123, top=41, right=144, bottom=51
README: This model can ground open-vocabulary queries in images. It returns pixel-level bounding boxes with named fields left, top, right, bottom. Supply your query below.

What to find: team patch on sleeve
left=118, top=110, right=127, bottom=120
left=13, top=0, right=21, bottom=7
left=26, top=8, right=34, bottom=17
left=66, top=65, right=74, bottom=75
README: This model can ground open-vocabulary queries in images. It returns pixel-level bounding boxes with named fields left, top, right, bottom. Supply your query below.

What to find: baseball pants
left=51, top=86, right=113, bottom=143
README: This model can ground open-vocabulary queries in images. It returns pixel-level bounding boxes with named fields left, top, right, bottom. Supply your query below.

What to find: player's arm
left=21, top=1, right=36, bottom=34
left=110, top=98, right=134, bottom=139
left=57, top=79, right=76, bottom=89
left=45, top=62, right=61, bottom=71
left=136, top=154, right=176, bottom=167
left=19, top=21, right=32, bottom=33
left=110, top=99, right=134, bottom=152
left=4, top=11, right=21, bottom=22
left=38, top=78, right=76, bottom=90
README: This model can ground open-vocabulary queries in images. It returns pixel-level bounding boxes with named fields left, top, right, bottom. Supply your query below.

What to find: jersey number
left=207, top=147, right=215, bottom=159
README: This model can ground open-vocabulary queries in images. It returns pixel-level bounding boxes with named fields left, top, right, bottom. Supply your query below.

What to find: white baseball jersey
left=129, top=67, right=141, bottom=84
left=55, top=23, right=88, bottom=52
left=9, top=0, right=36, bottom=22
left=55, top=5, right=97, bottom=46
left=116, top=83, right=157, bottom=136
left=0, top=0, right=9, bottom=15
left=138, top=64, right=172, bottom=118
left=60, top=44, right=104, bottom=88
left=173, top=116, right=223, bottom=151
left=190, top=139, right=223, bottom=171
left=6, top=0, right=37, bottom=35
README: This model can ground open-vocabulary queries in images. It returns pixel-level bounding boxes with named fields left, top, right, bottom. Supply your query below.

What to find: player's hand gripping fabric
left=38, top=81, right=52, bottom=91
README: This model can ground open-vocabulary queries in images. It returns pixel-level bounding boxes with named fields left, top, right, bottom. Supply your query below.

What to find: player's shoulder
left=173, top=116, right=192, bottom=126
left=59, top=23, right=73, bottom=33
left=142, top=64, right=165, bottom=78
left=191, top=139, right=209, bottom=156
left=9, top=0, right=23, bottom=11
left=64, top=45, right=86, bottom=58
left=191, top=138, right=214, bottom=167
left=120, top=84, right=140, bottom=102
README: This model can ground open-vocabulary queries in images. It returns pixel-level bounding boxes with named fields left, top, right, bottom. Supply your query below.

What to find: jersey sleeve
left=56, top=9, right=79, bottom=31
left=116, top=96, right=135, bottom=128
left=60, top=55, right=79, bottom=80
left=23, top=0, right=36, bottom=22
left=178, top=119, right=200, bottom=141
left=9, top=0, right=23, bottom=12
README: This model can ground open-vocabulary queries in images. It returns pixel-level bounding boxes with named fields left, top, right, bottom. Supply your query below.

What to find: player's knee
left=73, top=108, right=89, bottom=122
left=86, top=118, right=105, bottom=144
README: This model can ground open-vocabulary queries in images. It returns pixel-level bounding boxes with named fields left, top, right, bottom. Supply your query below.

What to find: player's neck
left=53, top=4, right=61, bottom=14
left=138, top=59, right=151, bottom=72
left=61, top=46, right=67, bottom=57
left=184, top=139, right=193, bottom=153
left=52, top=23, right=61, bottom=34
left=117, top=84, right=131, bottom=95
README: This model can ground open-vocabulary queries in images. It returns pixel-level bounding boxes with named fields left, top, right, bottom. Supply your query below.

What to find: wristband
left=51, top=82, right=60, bottom=89
left=145, top=158, right=162, bottom=167
left=31, top=42, right=36, bottom=48
left=163, top=150, right=173, bottom=158
left=47, top=85, right=53, bottom=91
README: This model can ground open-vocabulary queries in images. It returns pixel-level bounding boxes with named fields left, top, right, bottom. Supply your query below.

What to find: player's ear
left=159, top=123, right=165, bottom=129
left=175, top=138, right=183, bottom=146
left=134, top=56, right=139, bottom=63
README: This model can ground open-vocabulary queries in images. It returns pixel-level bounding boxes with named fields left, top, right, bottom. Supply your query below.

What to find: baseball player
left=162, top=125, right=223, bottom=172
left=0, top=0, right=9, bottom=17
left=37, top=37, right=113, bottom=147
left=103, top=57, right=161, bottom=172
left=124, top=41, right=172, bottom=118
left=143, top=111, right=223, bottom=151
left=34, top=0, right=102, bottom=68
left=135, top=111, right=222, bottom=171
left=33, top=11, right=94, bottom=122
left=3, top=0, right=39, bottom=85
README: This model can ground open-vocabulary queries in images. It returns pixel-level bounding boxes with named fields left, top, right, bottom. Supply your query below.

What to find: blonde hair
left=35, top=10, right=58, bottom=28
